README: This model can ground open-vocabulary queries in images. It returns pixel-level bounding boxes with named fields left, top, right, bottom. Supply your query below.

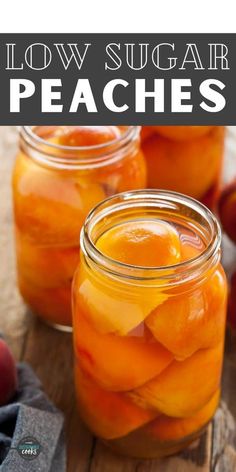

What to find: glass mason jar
left=141, top=126, right=226, bottom=210
left=12, top=126, right=146, bottom=330
left=73, top=190, right=227, bottom=459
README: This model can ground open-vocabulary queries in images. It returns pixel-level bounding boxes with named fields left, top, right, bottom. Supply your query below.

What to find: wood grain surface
left=1, top=126, right=236, bottom=471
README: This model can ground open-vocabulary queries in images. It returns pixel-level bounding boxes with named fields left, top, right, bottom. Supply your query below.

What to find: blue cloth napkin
left=0, top=363, right=66, bottom=471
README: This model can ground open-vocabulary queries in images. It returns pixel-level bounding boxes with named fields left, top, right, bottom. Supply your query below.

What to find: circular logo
left=16, top=436, right=42, bottom=461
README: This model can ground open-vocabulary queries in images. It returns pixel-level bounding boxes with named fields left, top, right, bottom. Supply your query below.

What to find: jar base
left=43, top=319, right=73, bottom=333
left=103, top=425, right=208, bottom=460
left=28, top=308, right=73, bottom=332
left=19, top=284, right=73, bottom=332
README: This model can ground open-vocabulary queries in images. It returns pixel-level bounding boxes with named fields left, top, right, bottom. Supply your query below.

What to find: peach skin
left=0, top=337, right=18, bottom=406
left=228, top=271, right=236, bottom=331
left=218, top=179, right=236, bottom=243
left=141, top=126, right=156, bottom=142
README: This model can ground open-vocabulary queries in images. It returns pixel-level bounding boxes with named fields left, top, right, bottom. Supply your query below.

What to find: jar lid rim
left=20, top=126, right=140, bottom=169
left=21, top=125, right=138, bottom=151
left=81, top=189, right=221, bottom=284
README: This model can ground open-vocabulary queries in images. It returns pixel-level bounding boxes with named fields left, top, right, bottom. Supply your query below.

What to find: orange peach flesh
left=128, top=343, right=223, bottom=417
left=96, top=220, right=181, bottom=267
left=145, top=265, right=227, bottom=359
left=74, top=363, right=158, bottom=440
left=145, top=389, right=220, bottom=441
left=74, top=311, right=173, bottom=391
left=106, top=389, right=220, bottom=458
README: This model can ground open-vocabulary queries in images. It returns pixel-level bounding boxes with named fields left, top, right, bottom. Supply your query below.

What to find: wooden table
left=1, top=127, right=236, bottom=471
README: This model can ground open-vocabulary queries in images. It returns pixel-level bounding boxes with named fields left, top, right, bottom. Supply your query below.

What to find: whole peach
left=228, top=271, right=236, bottom=331
left=141, top=126, right=156, bottom=143
left=0, top=336, right=17, bottom=406
left=218, top=180, right=236, bottom=243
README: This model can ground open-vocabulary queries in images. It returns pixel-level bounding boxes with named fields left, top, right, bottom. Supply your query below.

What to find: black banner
left=0, top=34, right=235, bottom=125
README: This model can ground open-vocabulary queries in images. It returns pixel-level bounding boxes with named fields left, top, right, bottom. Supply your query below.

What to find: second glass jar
left=12, top=126, right=146, bottom=329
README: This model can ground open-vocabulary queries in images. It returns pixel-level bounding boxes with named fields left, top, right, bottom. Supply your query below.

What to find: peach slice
left=74, top=312, right=173, bottom=391
left=108, top=389, right=220, bottom=458
left=94, top=149, right=147, bottom=197
left=74, top=261, right=168, bottom=335
left=15, top=232, right=79, bottom=288
left=115, top=150, right=147, bottom=193
left=145, top=389, right=220, bottom=441
left=58, top=126, right=147, bottom=196
left=142, top=127, right=225, bottom=200
left=153, top=126, right=213, bottom=141
left=96, top=220, right=181, bottom=267
left=12, top=152, right=105, bottom=245
left=74, top=221, right=197, bottom=339
left=128, top=343, right=223, bottom=417
left=18, top=275, right=72, bottom=326
left=145, top=266, right=227, bottom=359
left=74, top=363, right=158, bottom=440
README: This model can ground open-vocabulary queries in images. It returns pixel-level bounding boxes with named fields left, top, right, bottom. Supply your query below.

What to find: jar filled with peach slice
left=12, top=126, right=146, bottom=330
left=141, top=126, right=225, bottom=210
left=73, top=190, right=227, bottom=458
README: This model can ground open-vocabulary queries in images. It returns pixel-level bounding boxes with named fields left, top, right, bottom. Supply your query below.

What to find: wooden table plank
left=211, top=402, right=236, bottom=472
left=1, top=126, right=236, bottom=471
left=0, top=126, right=29, bottom=358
